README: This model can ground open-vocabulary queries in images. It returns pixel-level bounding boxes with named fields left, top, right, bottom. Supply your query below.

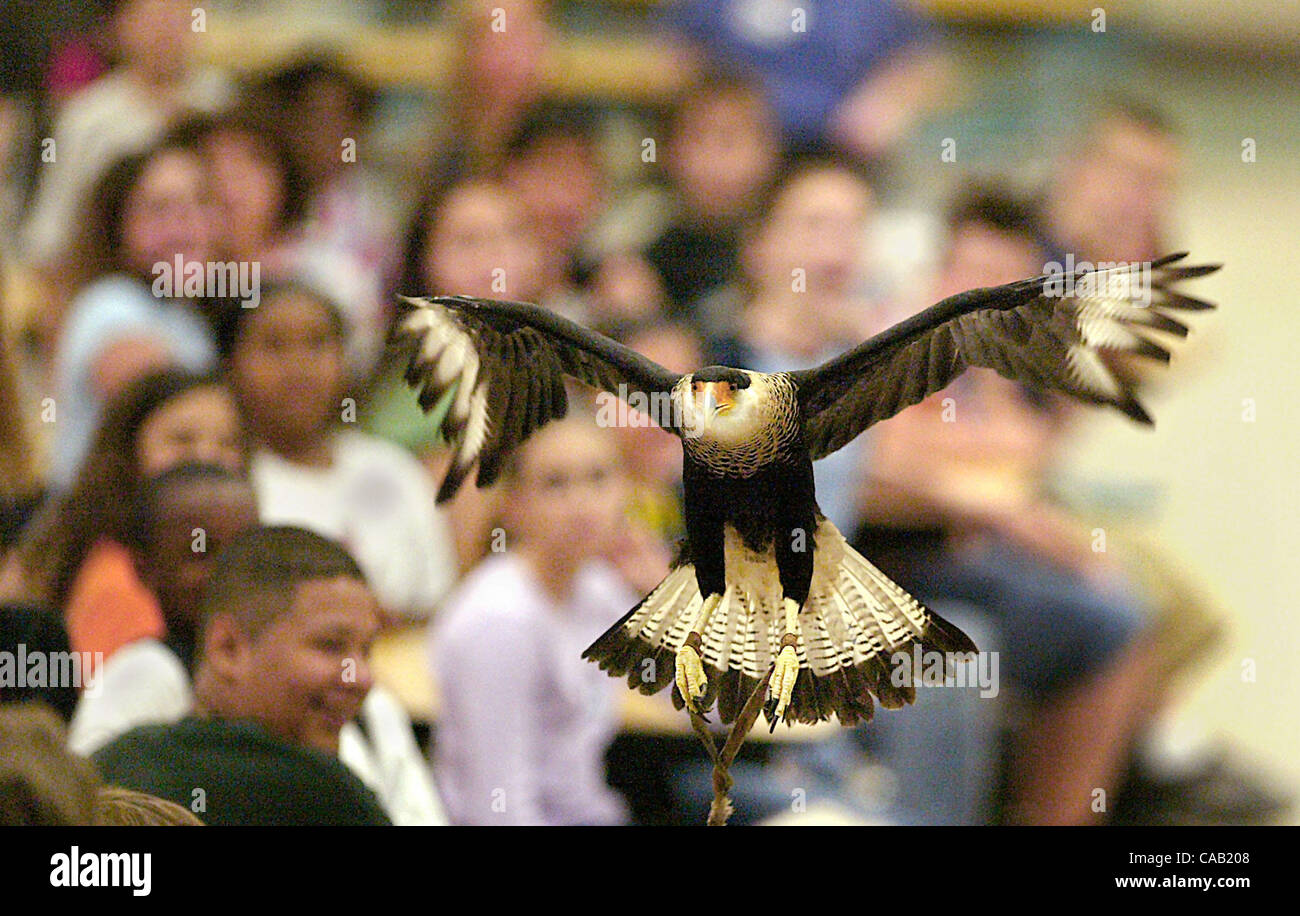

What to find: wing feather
left=395, top=296, right=682, bottom=501
left=793, top=253, right=1219, bottom=460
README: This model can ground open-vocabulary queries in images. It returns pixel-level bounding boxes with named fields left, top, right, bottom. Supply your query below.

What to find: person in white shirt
left=220, top=281, right=458, bottom=620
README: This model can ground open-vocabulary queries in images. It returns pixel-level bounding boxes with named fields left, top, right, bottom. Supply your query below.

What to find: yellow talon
left=676, top=594, right=721, bottom=713
left=771, top=645, right=799, bottom=721
left=675, top=642, right=708, bottom=711
left=770, top=597, right=801, bottom=722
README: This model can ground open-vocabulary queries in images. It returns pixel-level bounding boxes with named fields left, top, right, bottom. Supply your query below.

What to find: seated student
left=92, top=525, right=392, bottom=826
left=8, top=368, right=245, bottom=665
left=853, top=184, right=1155, bottom=824
left=68, top=462, right=259, bottom=754
left=74, top=500, right=445, bottom=825
left=220, top=281, right=457, bottom=621
left=48, top=131, right=225, bottom=489
left=640, top=70, right=780, bottom=322
left=432, top=413, right=651, bottom=825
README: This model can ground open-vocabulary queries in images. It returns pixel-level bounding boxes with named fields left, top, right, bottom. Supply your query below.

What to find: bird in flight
left=397, top=252, right=1218, bottom=728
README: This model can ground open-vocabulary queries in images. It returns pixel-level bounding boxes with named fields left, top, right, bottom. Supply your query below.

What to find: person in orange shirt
left=5, top=367, right=246, bottom=665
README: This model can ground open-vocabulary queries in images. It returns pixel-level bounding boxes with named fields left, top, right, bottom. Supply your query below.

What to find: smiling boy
left=91, top=525, right=390, bottom=825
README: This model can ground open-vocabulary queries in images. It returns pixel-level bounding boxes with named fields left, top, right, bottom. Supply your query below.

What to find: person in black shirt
left=642, top=71, right=780, bottom=321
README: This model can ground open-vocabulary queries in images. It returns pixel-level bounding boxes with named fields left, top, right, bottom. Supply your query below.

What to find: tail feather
left=582, top=519, right=978, bottom=726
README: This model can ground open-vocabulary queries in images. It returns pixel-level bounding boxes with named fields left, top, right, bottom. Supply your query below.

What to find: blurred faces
left=748, top=167, right=873, bottom=298
left=228, top=290, right=346, bottom=454
left=939, top=223, right=1046, bottom=298
left=205, top=128, right=287, bottom=256
left=421, top=180, right=542, bottom=300
left=136, top=384, right=245, bottom=477
left=114, top=0, right=192, bottom=84
left=142, top=478, right=259, bottom=638
left=120, top=149, right=219, bottom=277
left=1049, top=116, right=1181, bottom=262
left=504, top=134, right=602, bottom=262
left=506, top=421, right=626, bottom=560
left=217, top=576, right=379, bottom=755
left=668, top=89, right=779, bottom=223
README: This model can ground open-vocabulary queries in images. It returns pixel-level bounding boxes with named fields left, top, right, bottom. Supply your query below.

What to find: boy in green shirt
left=93, top=525, right=390, bottom=825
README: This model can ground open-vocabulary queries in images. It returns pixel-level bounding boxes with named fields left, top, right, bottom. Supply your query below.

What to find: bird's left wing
left=396, top=296, right=683, bottom=501
left=792, top=253, right=1220, bottom=460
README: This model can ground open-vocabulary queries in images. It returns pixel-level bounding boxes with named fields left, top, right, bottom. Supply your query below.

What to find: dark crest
left=691, top=366, right=751, bottom=389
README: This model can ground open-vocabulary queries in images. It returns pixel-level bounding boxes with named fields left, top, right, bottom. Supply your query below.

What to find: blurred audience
left=854, top=184, right=1160, bottom=824
left=0, top=3, right=1280, bottom=829
left=22, top=0, right=232, bottom=273
left=180, top=108, right=386, bottom=373
left=499, top=101, right=609, bottom=321
left=428, top=0, right=553, bottom=180
left=662, top=0, right=952, bottom=163
left=253, top=53, right=400, bottom=365
left=67, top=461, right=258, bottom=754
left=50, top=132, right=223, bottom=489
left=640, top=70, right=780, bottom=321
left=6, top=368, right=244, bottom=661
left=1041, top=96, right=1182, bottom=266
left=220, top=281, right=457, bottom=621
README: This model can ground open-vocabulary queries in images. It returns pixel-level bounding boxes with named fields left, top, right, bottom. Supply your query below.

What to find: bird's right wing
left=791, top=253, right=1219, bottom=460
left=395, top=296, right=683, bottom=501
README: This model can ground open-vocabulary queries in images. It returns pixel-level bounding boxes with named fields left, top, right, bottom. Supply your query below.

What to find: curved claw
left=675, top=643, right=708, bottom=712
left=770, top=645, right=799, bottom=724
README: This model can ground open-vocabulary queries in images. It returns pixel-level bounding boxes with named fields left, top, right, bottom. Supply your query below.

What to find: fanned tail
left=582, top=519, right=978, bottom=727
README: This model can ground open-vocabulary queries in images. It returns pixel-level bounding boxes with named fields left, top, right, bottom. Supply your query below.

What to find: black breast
left=683, top=453, right=817, bottom=553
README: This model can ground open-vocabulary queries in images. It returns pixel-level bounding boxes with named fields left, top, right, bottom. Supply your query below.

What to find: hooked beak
left=697, top=381, right=734, bottom=415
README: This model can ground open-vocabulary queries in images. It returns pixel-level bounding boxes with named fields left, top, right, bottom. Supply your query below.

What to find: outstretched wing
left=792, top=253, right=1219, bottom=460
left=396, top=296, right=682, bottom=501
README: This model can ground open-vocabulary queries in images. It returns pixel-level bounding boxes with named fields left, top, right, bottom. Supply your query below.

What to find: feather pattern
left=394, top=296, right=682, bottom=501
left=583, top=518, right=976, bottom=726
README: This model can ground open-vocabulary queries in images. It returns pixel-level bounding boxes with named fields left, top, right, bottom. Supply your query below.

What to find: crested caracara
left=397, top=253, right=1219, bottom=728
